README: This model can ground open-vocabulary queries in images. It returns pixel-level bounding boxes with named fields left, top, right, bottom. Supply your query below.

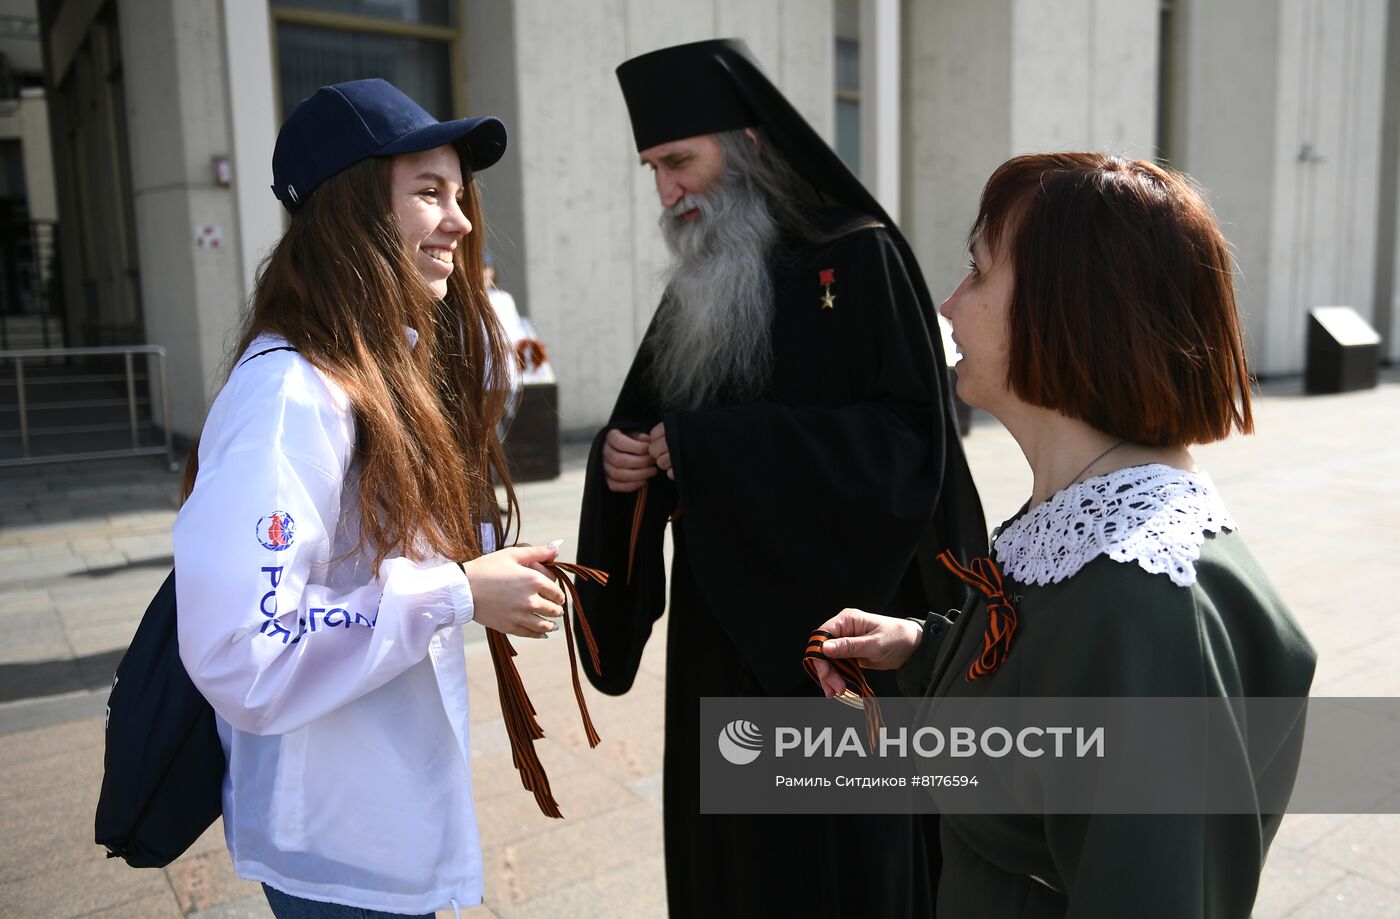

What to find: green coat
left=898, top=528, right=1317, bottom=919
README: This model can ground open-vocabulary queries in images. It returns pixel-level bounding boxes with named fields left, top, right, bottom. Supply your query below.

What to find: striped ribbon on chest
left=935, top=550, right=1019, bottom=681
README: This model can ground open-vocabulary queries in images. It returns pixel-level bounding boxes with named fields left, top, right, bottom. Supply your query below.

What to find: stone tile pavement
left=0, top=371, right=1397, bottom=917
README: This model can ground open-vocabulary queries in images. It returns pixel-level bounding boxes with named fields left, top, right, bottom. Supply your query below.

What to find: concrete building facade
left=35, top=0, right=1400, bottom=441
left=1167, top=0, right=1394, bottom=376
left=902, top=0, right=1162, bottom=330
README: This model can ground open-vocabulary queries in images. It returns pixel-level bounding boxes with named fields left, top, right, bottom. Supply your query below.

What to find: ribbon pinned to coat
left=486, top=559, right=607, bottom=818
left=935, top=550, right=1018, bottom=681
left=802, top=629, right=883, bottom=748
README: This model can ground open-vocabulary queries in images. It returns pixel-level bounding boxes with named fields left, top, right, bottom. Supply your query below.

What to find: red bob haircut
left=971, top=152, right=1254, bottom=447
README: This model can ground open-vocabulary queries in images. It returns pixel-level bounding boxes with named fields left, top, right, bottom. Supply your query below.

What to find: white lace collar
left=992, top=464, right=1236, bottom=588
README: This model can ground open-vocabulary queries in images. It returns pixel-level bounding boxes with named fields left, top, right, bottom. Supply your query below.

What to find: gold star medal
left=819, top=268, right=836, bottom=310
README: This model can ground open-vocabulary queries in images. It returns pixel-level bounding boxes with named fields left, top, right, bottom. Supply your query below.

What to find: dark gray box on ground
left=1305, top=306, right=1381, bottom=394
left=505, top=382, right=560, bottom=482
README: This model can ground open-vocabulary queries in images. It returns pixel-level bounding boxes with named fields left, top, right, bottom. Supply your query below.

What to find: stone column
left=221, top=0, right=280, bottom=314
left=860, top=0, right=901, bottom=222
left=902, top=0, right=1159, bottom=310
left=119, top=0, right=243, bottom=438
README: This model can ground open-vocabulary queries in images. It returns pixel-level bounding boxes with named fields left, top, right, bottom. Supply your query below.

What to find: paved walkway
left=1, top=372, right=1397, bottom=917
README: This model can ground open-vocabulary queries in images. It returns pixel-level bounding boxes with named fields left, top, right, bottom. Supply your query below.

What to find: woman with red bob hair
left=809, top=153, right=1317, bottom=917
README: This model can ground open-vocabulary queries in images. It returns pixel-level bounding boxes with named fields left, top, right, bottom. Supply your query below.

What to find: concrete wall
left=221, top=0, right=280, bottom=313
left=463, top=0, right=529, bottom=318
left=1174, top=0, right=1390, bottom=376
left=1168, top=0, right=1282, bottom=375
left=1010, top=0, right=1158, bottom=157
left=902, top=0, right=1159, bottom=317
left=902, top=0, right=1012, bottom=306
left=1261, top=0, right=1389, bottom=375
left=119, top=0, right=244, bottom=437
left=501, top=0, right=834, bottom=433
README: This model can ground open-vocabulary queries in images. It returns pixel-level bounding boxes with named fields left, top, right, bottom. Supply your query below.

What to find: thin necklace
left=1068, top=438, right=1129, bottom=488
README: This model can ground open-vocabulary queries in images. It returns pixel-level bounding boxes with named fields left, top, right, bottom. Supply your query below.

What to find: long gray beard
left=650, top=169, right=780, bottom=411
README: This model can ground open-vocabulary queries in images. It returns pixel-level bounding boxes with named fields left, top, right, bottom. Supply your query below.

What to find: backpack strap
left=238, top=345, right=298, bottom=367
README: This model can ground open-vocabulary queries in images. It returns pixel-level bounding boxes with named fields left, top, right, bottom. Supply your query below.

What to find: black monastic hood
left=616, top=38, right=899, bottom=236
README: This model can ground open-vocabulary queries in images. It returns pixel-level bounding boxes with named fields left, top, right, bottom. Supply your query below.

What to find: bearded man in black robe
left=574, top=39, right=986, bottom=917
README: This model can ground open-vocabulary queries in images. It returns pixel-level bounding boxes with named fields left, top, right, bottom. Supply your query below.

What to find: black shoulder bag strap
left=238, top=345, right=298, bottom=367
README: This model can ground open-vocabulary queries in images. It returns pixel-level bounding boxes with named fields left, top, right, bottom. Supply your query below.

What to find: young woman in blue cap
left=173, top=79, right=560, bottom=917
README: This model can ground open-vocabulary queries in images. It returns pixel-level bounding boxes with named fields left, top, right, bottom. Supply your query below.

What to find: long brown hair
left=971, top=152, right=1253, bottom=447
left=182, top=148, right=517, bottom=566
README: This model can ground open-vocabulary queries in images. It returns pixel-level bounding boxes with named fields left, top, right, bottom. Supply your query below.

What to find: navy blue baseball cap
left=271, top=78, right=507, bottom=212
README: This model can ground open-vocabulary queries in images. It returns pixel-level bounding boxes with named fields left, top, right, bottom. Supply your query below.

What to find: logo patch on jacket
left=256, top=512, right=296, bottom=551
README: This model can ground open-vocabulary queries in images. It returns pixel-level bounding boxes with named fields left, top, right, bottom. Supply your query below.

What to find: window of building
left=270, top=1, right=460, bottom=122
left=274, top=0, right=451, bottom=26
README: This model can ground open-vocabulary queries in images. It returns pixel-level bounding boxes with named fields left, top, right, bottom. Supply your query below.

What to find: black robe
left=575, top=212, right=986, bottom=917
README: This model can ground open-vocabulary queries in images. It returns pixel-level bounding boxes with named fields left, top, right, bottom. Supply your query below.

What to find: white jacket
left=174, top=334, right=486, bottom=913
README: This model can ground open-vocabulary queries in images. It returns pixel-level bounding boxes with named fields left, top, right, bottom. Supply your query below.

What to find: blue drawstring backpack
left=94, top=569, right=223, bottom=867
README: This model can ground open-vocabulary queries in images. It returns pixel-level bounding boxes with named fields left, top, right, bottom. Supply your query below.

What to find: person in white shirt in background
left=483, top=250, right=553, bottom=428
left=173, top=79, right=565, bottom=919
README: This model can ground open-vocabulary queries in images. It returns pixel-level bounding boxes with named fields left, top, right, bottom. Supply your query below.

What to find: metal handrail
left=0, top=345, right=175, bottom=470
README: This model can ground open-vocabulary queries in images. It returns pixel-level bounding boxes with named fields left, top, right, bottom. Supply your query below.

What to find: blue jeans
left=261, top=883, right=435, bottom=919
